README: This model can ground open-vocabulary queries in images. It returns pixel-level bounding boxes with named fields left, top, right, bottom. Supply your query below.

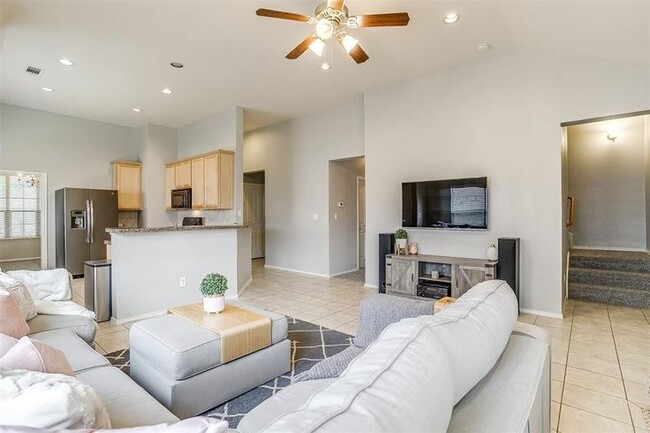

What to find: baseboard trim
left=111, top=310, right=166, bottom=326
left=364, top=283, right=378, bottom=289
left=329, top=268, right=359, bottom=277
left=520, top=308, right=563, bottom=320
left=571, top=246, right=648, bottom=253
left=0, top=257, right=41, bottom=263
left=238, top=278, right=253, bottom=296
left=264, top=264, right=329, bottom=278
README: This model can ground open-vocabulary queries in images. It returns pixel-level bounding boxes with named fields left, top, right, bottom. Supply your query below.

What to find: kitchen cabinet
left=112, top=161, right=142, bottom=210
left=164, top=164, right=175, bottom=209
left=174, top=161, right=192, bottom=189
left=191, top=157, right=205, bottom=208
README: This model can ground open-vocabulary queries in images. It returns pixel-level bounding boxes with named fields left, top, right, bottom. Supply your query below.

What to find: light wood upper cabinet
left=112, top=161, right=142, bottom=210
left=174, top=161, right=192, bottom=188
left=164, top=164, right=175, bottom=209
left=191, top=157, right=205, bottom=208
left=164, top=150, right=234, bottom=211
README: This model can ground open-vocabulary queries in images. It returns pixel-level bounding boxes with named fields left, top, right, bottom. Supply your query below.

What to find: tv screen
left=402, top=177, right=488, bottom=229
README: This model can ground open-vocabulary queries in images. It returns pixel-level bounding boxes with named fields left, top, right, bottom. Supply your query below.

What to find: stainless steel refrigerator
left=55, top=188, right=118, bottom=276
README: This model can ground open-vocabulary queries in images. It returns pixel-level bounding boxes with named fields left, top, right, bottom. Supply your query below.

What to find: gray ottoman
left=129, top=303, right=291, bottom=418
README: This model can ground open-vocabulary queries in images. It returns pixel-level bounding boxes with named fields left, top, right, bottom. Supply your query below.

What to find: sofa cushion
left=28, top=313, right=97, bottom=343
left=0, top=368, right=111, bottom=429
left=77, top=366, right=179, bottom=428
left=260, top=318, right=454, bottom=433
left=130, top=306, right=287, bottom=381
left=0, top=289, right=30, bottom=338
left=0, top=273, right=36, bottom=320
left=7, top=269, right=72, bottom=301
left=237, top=379, right=334, bottom=433
left=29, top=329, right=109, bottom=374
left=0, top=335, right=74, bottom=376
left=419, top=279, right=518, bottom=404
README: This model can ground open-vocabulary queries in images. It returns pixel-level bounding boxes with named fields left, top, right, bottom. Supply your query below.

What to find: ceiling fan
left=256, top=0, right=410, bottom=64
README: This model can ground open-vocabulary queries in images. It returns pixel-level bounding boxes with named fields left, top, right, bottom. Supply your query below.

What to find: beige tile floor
left=72, top=261, right=650, bottom=432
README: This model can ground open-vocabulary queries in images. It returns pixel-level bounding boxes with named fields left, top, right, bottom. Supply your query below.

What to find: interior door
left=244, top=182, right=265, bottom=259
left=358, top=177, right=366, bottom=268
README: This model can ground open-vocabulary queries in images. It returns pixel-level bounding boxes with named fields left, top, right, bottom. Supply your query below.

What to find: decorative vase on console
left=486, top=244, right=498, bottom=261
left=199, top=272, right=228, bottom=313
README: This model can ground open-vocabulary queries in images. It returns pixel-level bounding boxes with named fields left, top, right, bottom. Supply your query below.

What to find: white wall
left=646, top=116, right=650, bottom=251
left=0, top=104, right=138, bottom=267
left=328, top=161, right=361, bottom=275
left=138, top=123, right=178, bottom=228
left=364, top=51, right=648, bottom=316
left=177, top=106, right=244, bottom=225
left=568, top=117, right=647, bottom=250
left=244, top=97, right=365, bottom=276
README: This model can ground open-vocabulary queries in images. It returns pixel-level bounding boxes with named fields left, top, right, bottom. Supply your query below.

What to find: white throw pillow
left=263, top=318, right=454, bottom=433
left=0, top=273, right=36, bottom=321
left=7, top=269, right=72, bottom=301
left=419, top=279, right=518, bottom=404
left=0, top=368, right=111, bottom=429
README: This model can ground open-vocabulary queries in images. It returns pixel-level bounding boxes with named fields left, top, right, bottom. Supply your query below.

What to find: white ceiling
left=0, top=1, right=648, bottom=131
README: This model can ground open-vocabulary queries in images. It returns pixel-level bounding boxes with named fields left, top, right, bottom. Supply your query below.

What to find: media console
left=385, top=254, right=497, bottom=300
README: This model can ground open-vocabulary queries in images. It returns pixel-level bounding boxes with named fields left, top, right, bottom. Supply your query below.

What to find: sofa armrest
left=513, top=322, right=550, bottom=346
left=354, top=294, right=434, bottom=348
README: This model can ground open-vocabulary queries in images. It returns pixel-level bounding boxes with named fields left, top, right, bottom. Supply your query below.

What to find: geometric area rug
left=105, top=317, right=353, bottom=429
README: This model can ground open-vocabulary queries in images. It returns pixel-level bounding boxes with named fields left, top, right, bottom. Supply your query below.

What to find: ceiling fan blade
left=355, top=12, right=410, bottom=27
left=327, top=0, right=345, bottom=11
left=286, top=35, right=318, bottom=59
left=256, top=8, right=311, bottom=23
left=348, top=44, right=369, bottom=64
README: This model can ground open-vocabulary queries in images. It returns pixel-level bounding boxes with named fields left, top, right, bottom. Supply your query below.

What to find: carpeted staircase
left=568, top=249, right=650, bottom=308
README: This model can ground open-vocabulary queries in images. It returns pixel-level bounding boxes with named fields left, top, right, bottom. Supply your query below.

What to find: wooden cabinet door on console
left=191, top=158, right=205, bottom=209
left=175, top=161, right=192, bottom=188
left=387, top=257, right=417, bottom=297
left=454, top=265, right=489, bottom=298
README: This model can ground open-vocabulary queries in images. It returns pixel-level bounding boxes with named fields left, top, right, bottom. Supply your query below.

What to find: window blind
left=0, top=174, right=41, bottom=239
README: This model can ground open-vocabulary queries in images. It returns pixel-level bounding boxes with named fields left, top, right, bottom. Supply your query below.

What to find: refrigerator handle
left=89, top=200, right=95, bottom=243
left=85, top=200, right=91, bottom=243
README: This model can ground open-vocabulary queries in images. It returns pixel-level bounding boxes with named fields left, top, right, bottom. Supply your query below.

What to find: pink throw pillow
left=0, top=335, right=74, bottom=376
left=0, top=289, right=30, bottom=338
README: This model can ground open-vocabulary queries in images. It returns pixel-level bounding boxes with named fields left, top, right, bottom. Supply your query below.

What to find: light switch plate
left=312, top=213, right=319, bottom=220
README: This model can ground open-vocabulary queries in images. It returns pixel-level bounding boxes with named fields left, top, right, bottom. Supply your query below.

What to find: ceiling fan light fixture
left=320, top=62, right=331, bottom=71
left=347, top=16, right=359, bottom=28
left=341, top=34, right=358, bottom=53
left=309, top=38, right=326, bottom=56
left=316, top=19, right=334, bottom=39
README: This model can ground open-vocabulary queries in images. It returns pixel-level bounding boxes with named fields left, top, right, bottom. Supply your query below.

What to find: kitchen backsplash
left=176, top=209, right=237, bottom=226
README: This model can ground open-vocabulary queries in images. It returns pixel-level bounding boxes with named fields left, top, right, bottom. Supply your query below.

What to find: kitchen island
left=107, top=225, right=251, bottom=322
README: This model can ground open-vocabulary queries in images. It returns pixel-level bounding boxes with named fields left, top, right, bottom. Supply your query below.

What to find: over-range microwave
left=171, top=188, right=192, bottom=209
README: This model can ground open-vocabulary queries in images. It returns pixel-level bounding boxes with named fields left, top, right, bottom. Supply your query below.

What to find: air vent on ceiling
left=25, top=66, right=43, bottom=76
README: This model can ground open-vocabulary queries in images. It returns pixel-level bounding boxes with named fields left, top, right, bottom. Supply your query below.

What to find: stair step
left=570, top=249, right=650, bottom=273
left=568, top=283, right=650, bottom=308
left=568, top=267, right=650, bottom=290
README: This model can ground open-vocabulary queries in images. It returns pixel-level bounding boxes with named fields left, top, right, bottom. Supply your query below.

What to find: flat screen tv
left=402, top=177, right=488, bottom=230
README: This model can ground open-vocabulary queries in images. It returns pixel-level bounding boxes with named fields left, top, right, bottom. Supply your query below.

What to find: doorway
left=328, top=156, right=365, bottom=279
left=0, top=170, right=47, bottom=271
left=244, top=171, right=265, bottom=260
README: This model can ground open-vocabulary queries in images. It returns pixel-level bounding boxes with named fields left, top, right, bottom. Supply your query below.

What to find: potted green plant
left=395, top=228, right=408, bottom=249
left=199, top=272, right=228, bottom=313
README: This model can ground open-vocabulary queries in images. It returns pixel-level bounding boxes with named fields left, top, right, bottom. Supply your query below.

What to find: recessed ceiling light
left=41, top=87, right=55, bottom=92
left=58, top=58, right=75, bottom=66
left=320, top=62, right=331, bottom=71
left=477, top=43, right=492, bottom=53
left=170, top=62, right=184, bottom=68
left=162, top=88, right=173, bottom=94
left=132, top=108, right=142, bottom=112
left=443, top=13, right=460, bottom=24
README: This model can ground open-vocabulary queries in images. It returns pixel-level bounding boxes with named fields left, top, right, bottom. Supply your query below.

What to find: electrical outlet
left=334, top=213, right=338, bottom=220
left=179, top=277, right=187, bottom=287
left=312, top=213, right=319, bottom=220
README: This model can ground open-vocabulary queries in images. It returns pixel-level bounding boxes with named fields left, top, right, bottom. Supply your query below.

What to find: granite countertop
left=106, top=225, right=247, bottom=234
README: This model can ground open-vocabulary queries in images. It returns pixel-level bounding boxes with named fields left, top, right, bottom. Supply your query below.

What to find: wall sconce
left=606, top=130, right=618, bottom=143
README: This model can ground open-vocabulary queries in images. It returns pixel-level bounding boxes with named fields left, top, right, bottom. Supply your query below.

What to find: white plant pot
left=396, top=239, right=407, bottom=248
left=203, top=296, right=225, bottom=313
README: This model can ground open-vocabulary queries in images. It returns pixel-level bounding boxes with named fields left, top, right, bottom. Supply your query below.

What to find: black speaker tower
left=378, top=233, right=395, bottom=294
left=497, top=238, right=520, bottom=308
